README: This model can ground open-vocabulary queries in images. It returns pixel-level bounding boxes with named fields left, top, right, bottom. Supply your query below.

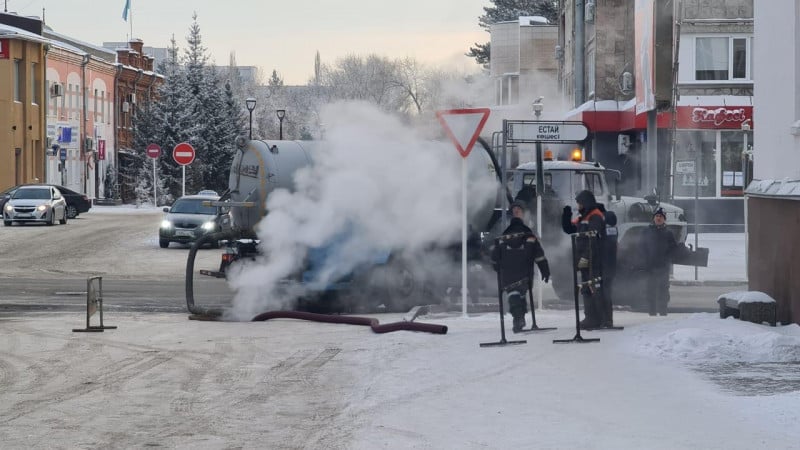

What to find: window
left=673, top=131, right=717, bottom=198
left=720, top=130, right=752, bottom=196
left=695, top=36, right=752, bottom=81
left=13, top=59, right=22, bottom=101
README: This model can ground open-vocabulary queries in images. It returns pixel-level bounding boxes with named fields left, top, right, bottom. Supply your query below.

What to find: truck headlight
left=161, top=220, right=173, bottom=229
left=202, top=221, right=216, bottom=231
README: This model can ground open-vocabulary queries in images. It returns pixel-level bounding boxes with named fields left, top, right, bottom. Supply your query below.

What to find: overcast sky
left=9, top=0, right=488, bottom=85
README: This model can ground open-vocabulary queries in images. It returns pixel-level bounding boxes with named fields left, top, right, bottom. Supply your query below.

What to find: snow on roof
left=746, top=179, right=800, bottom=198
left=43, top=28, right=116, bottom=61
left=0, top=23, right=50, bottom=45
left=718, top=290, right=776, bottom=304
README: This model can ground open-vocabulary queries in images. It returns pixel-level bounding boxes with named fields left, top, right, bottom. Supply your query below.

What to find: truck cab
left=502, top=151, right=690, bottom=310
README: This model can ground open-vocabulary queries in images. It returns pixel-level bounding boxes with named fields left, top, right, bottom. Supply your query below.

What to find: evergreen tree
left=467, top=0, right=559, bottom=66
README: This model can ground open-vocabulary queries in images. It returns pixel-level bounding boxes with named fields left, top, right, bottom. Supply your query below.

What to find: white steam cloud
left=226, top=101, right=497, bottom=320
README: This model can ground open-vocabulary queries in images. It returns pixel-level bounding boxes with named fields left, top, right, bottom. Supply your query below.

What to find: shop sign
left=0, top=39, right=9, bottom=59
left=690, top=107, right=747, bottom=127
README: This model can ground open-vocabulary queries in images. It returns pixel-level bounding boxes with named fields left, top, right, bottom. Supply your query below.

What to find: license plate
left=16, top=214, right=32, bottom=218
left=175, top=230, right=194, bottom=237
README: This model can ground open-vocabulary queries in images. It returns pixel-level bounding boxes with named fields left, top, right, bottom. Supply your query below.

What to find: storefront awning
left=565, top=99, right=754, bottom=133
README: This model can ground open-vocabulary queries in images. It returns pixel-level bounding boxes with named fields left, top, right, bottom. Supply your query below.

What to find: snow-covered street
left=0, top=309, right=798, bottom=449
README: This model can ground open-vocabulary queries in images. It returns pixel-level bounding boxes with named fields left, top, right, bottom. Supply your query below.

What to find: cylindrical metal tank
left=227, top=138, right=501, bottom=238
left=228, top=139, right=316, bottom=235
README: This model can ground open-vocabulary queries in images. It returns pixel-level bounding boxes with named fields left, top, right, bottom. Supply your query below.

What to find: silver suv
left=3, top=185, right=68, bottom=226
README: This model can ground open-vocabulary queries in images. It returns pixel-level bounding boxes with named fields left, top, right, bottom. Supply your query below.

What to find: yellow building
left=0, top=15, right=48, bottom=191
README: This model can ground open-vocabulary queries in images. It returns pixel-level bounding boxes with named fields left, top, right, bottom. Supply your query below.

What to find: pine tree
left=467, top=0, right=559, bottom=66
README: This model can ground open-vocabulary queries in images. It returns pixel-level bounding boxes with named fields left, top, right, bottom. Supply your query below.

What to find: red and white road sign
left=172, top=142, right=195, bottom=166
left=435, top=108, right=491, bottom=158
left=146, top=143, right=161, bottom=159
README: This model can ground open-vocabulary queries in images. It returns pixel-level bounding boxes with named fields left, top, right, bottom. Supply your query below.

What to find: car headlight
left=37, top=204, right=48, bottom=211
left=160, top=220, right=173, bottom=229
left=4, top=204, right=11, bottom=212
left=202, top=221, right=216, bottom=231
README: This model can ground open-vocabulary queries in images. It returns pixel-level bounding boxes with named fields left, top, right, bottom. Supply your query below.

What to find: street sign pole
left=153, top=158, right=157, bottom=207
left=182, top=165, right=186, bottom=197
left=436, top=108, right=491, bottom=318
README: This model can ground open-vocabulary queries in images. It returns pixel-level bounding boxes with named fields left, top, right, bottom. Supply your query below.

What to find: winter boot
left=508, top=292, right=527, bottom=333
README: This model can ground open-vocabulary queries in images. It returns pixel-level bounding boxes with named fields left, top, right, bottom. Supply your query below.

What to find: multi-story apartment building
left=0, top=13, right=47, bottom=191
left=560, top=0, right=754, bottom=230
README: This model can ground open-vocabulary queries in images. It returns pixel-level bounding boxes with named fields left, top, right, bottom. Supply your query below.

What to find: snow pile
left=718, top=290, right=776, bottom=303
left=630, top=314, right=800, bottom=363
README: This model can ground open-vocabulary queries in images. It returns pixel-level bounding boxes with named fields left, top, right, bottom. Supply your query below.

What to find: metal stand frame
left=480, top=261, right=526, bottom=347
left=73, top=276, right=117, bottom=332
left=516, top=281, right=557, bottom=333
left=554, top=232, right=599, bottom=344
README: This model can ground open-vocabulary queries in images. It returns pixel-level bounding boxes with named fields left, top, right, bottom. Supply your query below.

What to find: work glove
left=577, top=257, right=589, bottom=269
left=562, top=205, right=573, bottom=231
left=539, top=260, right=551, bottom=283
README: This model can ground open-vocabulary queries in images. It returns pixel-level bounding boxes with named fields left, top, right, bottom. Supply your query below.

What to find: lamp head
left=276, top=109, right=286, bottom=120
left=245, top=97, right=257, bottom=112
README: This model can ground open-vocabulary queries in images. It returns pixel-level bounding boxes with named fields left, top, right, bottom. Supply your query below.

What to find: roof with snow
left=746, top=179, right=800, bottom=199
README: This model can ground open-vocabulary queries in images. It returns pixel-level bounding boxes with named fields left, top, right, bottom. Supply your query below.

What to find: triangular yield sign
left=436, top=108, right=491, bottom=158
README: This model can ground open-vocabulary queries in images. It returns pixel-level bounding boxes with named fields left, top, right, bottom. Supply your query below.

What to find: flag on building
left=122, top=0, right=131, bottom=21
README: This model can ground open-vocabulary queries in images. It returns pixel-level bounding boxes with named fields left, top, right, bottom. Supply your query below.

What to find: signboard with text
left=98, top=140, right=106, bottom=160
left=506, top=121, right=589, bottom=143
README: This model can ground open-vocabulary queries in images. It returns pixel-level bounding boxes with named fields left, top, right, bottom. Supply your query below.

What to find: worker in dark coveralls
left=491, top=201, right=551, bottom=333
left=562, top=190, right=608, bottom=329
left=644, top=208, right=678, bottom=316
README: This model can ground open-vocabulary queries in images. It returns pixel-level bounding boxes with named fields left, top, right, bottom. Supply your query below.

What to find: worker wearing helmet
left=491, top=201, right=551, bottom=333
left=562, top=190, right=608, bottom=329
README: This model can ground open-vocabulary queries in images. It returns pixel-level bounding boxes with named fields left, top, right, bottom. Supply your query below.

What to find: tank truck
left=190, top=136, right=704, bottom=315
left=191, top=137, right=504, bottom=313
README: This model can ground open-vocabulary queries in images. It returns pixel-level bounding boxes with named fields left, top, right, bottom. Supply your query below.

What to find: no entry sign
left=172, top=142, right=195, bottom=166
left=146, top=143, right=161, bottom=159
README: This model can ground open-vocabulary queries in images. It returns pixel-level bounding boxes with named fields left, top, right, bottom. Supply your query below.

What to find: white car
left=3, top=185, right=68, bottom=226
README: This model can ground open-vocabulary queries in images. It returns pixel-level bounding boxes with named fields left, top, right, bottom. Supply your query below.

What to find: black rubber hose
left=251, top=310, right=448, bottom=334
left=186, top=231, right=234, bottom=319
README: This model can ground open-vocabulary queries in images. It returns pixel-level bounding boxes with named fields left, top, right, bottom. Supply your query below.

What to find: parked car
left=0, top=184, right=91, bottom=219
left=158, top=194, right=230, bottom=248
left=3, top=185, right=68, bottom=226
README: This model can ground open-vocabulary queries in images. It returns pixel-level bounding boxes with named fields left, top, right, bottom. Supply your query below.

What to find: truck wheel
left=159, top=239, right=170, bottom=248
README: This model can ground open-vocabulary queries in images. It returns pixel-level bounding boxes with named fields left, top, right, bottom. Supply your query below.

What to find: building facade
left=114, top=39, right=162, bottom=203
left=43, top=31, right=117, bottom=199
left=560, top=0, right=754, bottom=230
left=490, top=17, right=558, bottom=106
left=746, top=0, right=800, bottom=325
left=0, top=14, right=47, bottom=191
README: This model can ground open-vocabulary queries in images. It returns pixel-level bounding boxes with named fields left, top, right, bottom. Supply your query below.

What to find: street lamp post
left=532, top=97, right=545, bottom=310
left=245, top=97, right=256, bottom=140
left=276, top=109, right=286, bottom=140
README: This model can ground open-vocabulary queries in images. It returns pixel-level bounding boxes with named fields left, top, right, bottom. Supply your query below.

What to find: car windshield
left=169, top=198, right=216, bottom=215
left=12, top=188, right=51, bottom=200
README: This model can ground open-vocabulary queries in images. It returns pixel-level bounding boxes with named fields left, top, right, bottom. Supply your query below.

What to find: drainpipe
left=113, top=63, right=122, bottom=200
left=80, top=53, right=90, bottom=195
left=575, top=0, right=585, bottom=107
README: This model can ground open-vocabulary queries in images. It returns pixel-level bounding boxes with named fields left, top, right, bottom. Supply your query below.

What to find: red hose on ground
left=251, top=310, right=448, bottom=334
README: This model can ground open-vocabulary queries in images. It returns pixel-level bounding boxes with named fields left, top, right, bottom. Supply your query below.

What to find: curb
left=671, top=280, right=748, bottom=287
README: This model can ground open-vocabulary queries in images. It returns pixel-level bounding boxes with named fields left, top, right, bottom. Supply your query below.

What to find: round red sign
left=146, top=143, right=161, bottom=159
left=172, top=142, right=196, bottom=166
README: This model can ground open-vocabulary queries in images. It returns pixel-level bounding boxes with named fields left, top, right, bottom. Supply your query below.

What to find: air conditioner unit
left=127, top=92, right=136, bottom=104
left=621, top=72, right=633, bottom=94
left=122, top=101, right=130, bottom=113
left=85, top=137, right=94, bottom=150
left=618, top=134, right=631, bottom=155
left=50, top=83, right=64, bottom=97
